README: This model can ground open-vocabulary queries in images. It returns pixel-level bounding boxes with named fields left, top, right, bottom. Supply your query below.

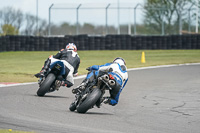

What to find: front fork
left=73, top=87, right=89, bottom=107
left=38, top=77, right=45, bottom=86
left=37, top=68, right=51, bottom=85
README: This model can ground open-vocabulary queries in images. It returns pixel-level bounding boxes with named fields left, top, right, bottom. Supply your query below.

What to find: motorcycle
left=69, top=69, right=117, bottom=113
left=36, top=60, right=68, bottom=96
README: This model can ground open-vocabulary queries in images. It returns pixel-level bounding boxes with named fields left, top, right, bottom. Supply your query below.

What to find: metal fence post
left=134, top=4, right=142, bottom=35
left=48, top=4, right=54, bottom=36
left=76, top=4, right=82, bottom=35
left=105, top=4, right=111, bottom=34
left=179, top=10, right=182, bottom=35
left=117, top=0, right=120, bottom=34
left=36, top=0, right=38, bottom=35
left=196, top=0, right=199, bottom=33
left=128, top=8, right=132, bottom=35
left=161, top=8, right=165, bottom=35
left=188, top=9, right=191, bottom=32
left=188, top=4, right=194, bottom=33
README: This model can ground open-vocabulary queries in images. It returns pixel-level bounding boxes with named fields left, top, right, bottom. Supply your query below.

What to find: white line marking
left=0, top=82, right=37, bottom=88
left=127, top=63, right=200, bottom=71
left=0, top=63, right=200, bottom=88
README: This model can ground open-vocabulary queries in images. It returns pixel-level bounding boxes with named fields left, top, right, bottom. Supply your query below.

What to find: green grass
left=0, top=129, right=34, bottom=133
left=0, top=50, right=200, bottom=83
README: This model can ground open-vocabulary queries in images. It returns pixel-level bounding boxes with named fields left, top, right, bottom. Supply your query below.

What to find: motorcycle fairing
left=50, top=61, right=65, bottom=75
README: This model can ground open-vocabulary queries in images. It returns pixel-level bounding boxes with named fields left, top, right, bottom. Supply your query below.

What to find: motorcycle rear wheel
left=77, top=87, right=102, bottom=113
left=37, top=73, right=56, bottom=96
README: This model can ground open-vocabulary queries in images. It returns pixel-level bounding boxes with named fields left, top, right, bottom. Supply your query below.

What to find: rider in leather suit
left=35, top=43, right=80, bottom=88
left=72, top=57, right=128, bottom=107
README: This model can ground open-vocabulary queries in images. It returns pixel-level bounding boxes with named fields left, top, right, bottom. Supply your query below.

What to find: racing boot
left=34, top=58, right=51, bottom=78
left=61, top=80, right=73, bottom=88
left=95, top=97, right=103, bottom=108
left=72, top=79, right=89, bottom=94
left=96, top=97, right=111, bottom=108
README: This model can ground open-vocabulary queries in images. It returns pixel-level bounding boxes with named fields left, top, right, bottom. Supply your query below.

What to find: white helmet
left=113, top=57, right=126, bottom=66
left=66, top=43, right=77, bottom=52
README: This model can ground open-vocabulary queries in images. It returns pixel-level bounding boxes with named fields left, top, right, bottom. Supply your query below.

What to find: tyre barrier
left=0, top=34, right=200, bottom=51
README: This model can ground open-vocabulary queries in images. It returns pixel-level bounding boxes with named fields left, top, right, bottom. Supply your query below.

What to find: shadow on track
left=32, top=94, right=69, bottom=99
left=67, top=111, right=113, bottom=116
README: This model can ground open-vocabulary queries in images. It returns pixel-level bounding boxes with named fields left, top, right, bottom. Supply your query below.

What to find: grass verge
left=0, top=50, right=200, bottom=83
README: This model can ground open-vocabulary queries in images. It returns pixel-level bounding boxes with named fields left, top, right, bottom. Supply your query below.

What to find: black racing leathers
left=53, top=49, right=80, bottom=75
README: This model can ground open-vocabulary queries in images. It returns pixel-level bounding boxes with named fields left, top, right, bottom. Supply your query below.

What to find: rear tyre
left=37, top=73, right=56, bottom=96
left=77, top=87, right=102, bottom=113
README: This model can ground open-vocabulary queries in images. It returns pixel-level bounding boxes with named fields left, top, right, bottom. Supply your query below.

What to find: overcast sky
left=0, top=0, right=144, bottom=26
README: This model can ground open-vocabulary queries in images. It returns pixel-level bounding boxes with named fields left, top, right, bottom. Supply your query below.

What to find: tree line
left=0, top=0, right=198, bottom=36
left=143, top=0, right=198, bottom=35
left=0, top=7, right=48, bottom=36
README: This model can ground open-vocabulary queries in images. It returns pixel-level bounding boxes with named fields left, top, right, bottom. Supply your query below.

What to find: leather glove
left=86, top=67, right=90, bottom=71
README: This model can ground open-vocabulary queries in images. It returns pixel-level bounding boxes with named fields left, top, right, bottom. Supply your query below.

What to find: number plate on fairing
left=55, top=64, right=61, bottom=70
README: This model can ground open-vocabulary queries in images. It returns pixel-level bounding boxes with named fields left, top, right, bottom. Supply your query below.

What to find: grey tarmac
left=0, top=64, right=200, bottom=133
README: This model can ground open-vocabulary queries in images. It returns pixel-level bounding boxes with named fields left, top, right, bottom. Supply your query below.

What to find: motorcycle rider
left=35, top=43, right=80, bottom=88
left=72, top=57, right=128, bottom=107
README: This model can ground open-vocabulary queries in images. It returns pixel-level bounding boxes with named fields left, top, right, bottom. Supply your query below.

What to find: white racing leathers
left=99, top=63, right=128, bottom=87
left=88, top=62, right=128, bottom=105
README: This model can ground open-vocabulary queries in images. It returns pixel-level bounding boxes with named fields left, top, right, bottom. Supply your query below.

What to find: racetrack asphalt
left=0, top=64, right=200, bottom=133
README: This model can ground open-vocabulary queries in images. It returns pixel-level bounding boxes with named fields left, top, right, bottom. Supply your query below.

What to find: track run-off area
left=0, top=63, right=200, bottom=133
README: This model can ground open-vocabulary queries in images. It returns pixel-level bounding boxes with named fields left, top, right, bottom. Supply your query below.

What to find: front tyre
left=37, top=73, right=56, bottom=96
left=77, top=87, right=102, bottom=113
left=69, top=102, right=76, bottom=112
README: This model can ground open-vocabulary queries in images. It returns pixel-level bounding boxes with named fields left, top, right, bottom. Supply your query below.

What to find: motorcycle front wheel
left=69, top=102, right=76, bottom=112
left=37, top=73, right=56, bottom=96
left=76, top=87, right=102, bottom=113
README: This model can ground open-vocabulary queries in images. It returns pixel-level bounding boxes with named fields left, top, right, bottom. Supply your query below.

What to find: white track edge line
left=1, top=63, right=200, bottom=88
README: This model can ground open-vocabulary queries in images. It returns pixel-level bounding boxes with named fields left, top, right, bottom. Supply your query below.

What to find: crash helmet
left=66, top=43, right=77, bottom=52
left=113, top=57, right=126, bottom=66
left=113, top=57, right=127, bottom=71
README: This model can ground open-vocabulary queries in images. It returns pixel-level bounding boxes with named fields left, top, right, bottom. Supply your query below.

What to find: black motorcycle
left=69, top=70, right=117, bottom=113
left=37, top=60, right=68, bottom=96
